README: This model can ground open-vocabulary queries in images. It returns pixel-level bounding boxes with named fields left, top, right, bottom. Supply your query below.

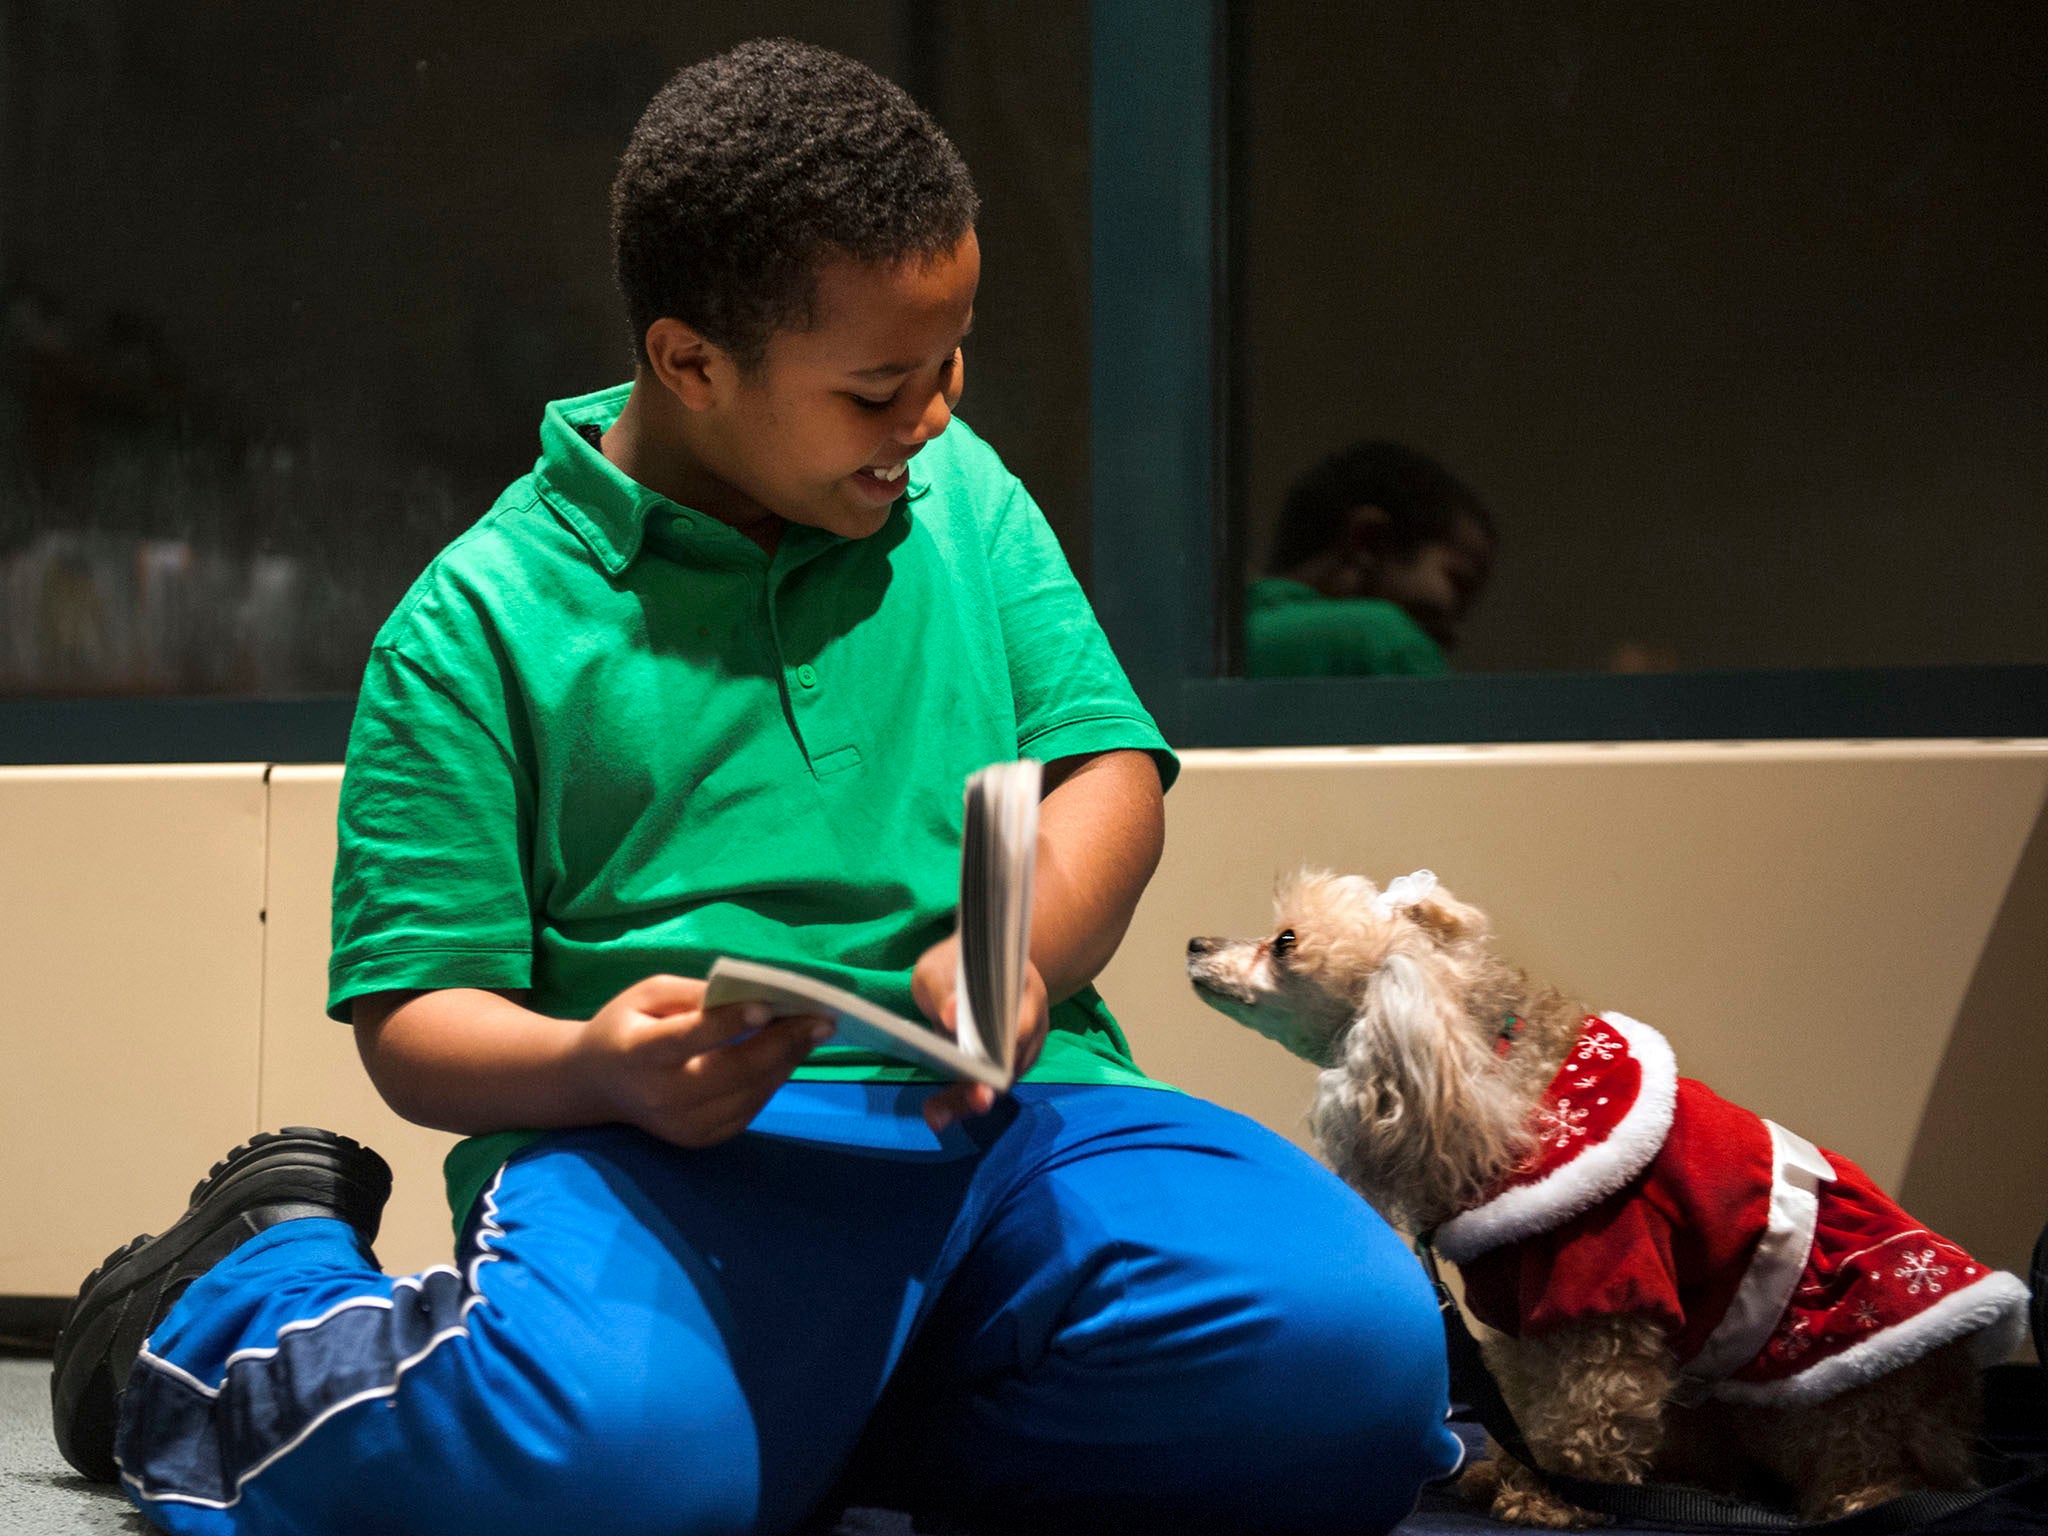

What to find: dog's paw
left=1807, top=1482, right=1915, bottom=1524
left=1457, top=1456, right=1503, bottom=1504
left=1490, top=1486, right=1605, bottom=1529
left=1471, top=1456, right=1605, bottom=1529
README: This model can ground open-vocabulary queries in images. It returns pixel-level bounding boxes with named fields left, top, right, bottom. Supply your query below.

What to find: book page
left=706, top=759, right=1040, bottom=1097
left=953, top=758, right=1040, bottom=1073
left=703, top=957, right=1012, bottom=1091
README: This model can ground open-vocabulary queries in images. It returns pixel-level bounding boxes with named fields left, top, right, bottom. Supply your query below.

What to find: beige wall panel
left=1898, top=796, right=2048, bottom=1275
left=261, top=768, right=460, bottom=1276
left=1100, top=741, right=2048, bottom=1274
left=0, top=766, right=268, bottom=1295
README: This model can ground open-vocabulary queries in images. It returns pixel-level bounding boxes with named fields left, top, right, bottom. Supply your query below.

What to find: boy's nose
left=901, top=387, right=953, bottom=445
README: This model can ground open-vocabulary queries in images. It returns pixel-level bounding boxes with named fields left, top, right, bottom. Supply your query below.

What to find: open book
left=702, top=759, right=1042, bottom=1092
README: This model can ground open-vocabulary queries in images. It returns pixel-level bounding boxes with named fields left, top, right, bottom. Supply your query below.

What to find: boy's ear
left=1339, top=503, right=1395, bottom=560
left=643, top=317, right=725, bottom=411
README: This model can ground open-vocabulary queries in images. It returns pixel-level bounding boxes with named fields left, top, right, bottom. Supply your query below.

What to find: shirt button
left=796, top=664, right=818, bottom=689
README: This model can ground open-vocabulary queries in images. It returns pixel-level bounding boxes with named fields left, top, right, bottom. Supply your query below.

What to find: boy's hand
left=910, top=935, right=1048, bottom=1132
left=577, top=974, right=830, bottom=1149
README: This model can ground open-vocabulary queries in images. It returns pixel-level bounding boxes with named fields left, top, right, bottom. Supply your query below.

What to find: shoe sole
left=49, top=1127, right=392, bottom=1484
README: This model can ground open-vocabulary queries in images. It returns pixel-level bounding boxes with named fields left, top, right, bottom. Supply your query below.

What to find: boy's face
left=1376, top=514, right=1493, bottom=650
left=692, top=230, right=979, bottom=541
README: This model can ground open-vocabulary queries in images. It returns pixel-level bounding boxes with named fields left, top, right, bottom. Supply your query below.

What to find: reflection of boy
left=56, top=42, right=1461, bottom=1535
left=1247, top=440, right=1495, bottom=677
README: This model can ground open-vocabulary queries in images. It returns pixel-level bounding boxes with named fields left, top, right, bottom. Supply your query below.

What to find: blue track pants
left=117, top=1084, right=1462, bottom=1535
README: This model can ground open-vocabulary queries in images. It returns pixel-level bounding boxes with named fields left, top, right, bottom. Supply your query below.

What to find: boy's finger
left=661, top=1099, right=772, bottom=1150
left=630, top=972, right=709, bottom=1015
left=922, top=1081, right=994, bottom=1132
left=662, top=1073, right=802, bottom=1148
left=660, top=999, right=776, bottom=1052
left=683, top=1013, right=831, bottom=1092
left=700, top=997, right=790, bottom=1032
left=1012, top=1011, right=1049, bottom=1075
left=922, top=1087, right=967, bottom=1132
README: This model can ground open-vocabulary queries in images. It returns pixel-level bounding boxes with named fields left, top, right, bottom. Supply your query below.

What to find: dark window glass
left=0, top=3, right=1087, bottom=697
left=1230, top=2, right=2046, bottom=680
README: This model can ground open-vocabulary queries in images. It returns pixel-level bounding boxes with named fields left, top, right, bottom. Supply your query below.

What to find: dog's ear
left=1407, top=888, right=1487, bottom=945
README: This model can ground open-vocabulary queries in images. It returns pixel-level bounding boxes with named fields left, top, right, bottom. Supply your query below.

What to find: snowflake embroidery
left=1850, top=1300, right=1882, bottom=1330
left=1575, top=1033, right=1621, bottom=1063
left=1573, top=1075, right=1599, bottom=1089
left=1771, top=1317, right=1813, bottom=1361
left=1534, top=1097, right=1591, bottom=1148
left=1894, top=1248, right=1950, bottom=1296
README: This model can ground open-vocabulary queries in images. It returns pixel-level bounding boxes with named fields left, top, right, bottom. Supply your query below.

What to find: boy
left=53, top=41, right=1461, bottom=1535
left=1246, top=440, right=1495, bottom=677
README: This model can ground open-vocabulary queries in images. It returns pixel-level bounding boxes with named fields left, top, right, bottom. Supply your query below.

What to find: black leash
left=1415, top=1232, right=2042, bottom=1533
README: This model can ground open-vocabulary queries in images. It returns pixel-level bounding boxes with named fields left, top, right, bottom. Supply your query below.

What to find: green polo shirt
left=329, top=384, right=1178, bottom=1222
left=1243, top=578, right=1448, bottom=677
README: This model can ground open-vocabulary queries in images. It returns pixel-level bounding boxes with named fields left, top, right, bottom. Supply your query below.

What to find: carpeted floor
left=2, top=1357, right=143, bottom=1535
left=3, top=1353, right=1513, bottom=1535
left=20, top=1354, right=2038, bottom=1535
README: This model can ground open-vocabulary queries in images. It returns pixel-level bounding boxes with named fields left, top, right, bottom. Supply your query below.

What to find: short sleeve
left=1355, top=609, right=1450, bottom=676
left=326, top=642, right=537, bottom=1020
left=1246, top=598, right=1447, bottom=678
left=986, top=478, right=1179, bottom=790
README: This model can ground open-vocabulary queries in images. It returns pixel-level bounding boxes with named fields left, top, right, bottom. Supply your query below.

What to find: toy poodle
left=1187, top=869, right=2030, bottom=1527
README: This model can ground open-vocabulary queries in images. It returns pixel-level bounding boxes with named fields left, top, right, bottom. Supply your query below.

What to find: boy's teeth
left=869, top=461, right=906, bottom=479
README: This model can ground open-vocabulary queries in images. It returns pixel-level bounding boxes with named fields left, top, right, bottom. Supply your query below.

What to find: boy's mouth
left=849, top=459, right=911, bottom=503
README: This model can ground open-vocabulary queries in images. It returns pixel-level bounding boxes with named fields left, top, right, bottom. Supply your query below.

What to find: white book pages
left=705, top=757, right=1041, bottom=1095
left=953, top=758, right=1040, bottom=1074
left=703, top=957, right=1013, bottom=1091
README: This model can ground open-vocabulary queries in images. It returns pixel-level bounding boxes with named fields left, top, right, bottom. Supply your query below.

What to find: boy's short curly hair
left=1270, top=440, right=1494, bottom=573
left=611, top=38, right=979, bottom=373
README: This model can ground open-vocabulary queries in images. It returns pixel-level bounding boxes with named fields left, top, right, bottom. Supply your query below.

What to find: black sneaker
left=49, top=1127, right=393, bottom=1483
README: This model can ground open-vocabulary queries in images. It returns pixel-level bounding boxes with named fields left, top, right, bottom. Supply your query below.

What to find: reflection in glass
left=1230, top=2, right=2046, bottom=676
left=1245, top=440, right=1494, bottom=677
left=1, top=4, right=1088, bottom=697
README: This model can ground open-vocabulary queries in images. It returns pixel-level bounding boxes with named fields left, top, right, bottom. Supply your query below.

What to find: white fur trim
left=1435, top=1013, right=1678, bottom=1263
left=1682, top=1121, right=1832, bottom=1384
left=1711, top=1270, right=2032, bottom=1407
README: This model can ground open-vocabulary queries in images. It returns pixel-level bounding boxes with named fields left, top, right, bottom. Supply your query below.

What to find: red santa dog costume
left=1440, top=1014, right=2030, bottom=1406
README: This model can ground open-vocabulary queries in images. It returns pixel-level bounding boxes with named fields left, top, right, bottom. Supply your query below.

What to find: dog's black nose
left=1187, top=937, right=1216, bottom=957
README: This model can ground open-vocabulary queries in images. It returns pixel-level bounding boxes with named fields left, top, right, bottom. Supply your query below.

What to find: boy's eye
left=849, top=392, right=896, bottom=412
left=1271, top=929, right=1296, bottom=960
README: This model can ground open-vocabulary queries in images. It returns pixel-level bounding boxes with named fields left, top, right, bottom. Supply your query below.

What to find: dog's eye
left=1271, top=929, right=1296, bottom=960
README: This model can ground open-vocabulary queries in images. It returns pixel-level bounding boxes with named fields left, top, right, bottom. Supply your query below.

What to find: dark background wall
left=1236, top=1, right=2046, bottom=673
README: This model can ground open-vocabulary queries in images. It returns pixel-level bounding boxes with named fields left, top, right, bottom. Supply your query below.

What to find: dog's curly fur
left=1187, top=870, right=1990, bottom=1527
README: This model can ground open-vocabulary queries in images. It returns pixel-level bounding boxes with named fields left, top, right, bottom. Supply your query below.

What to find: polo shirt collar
left=1247, top=577, right=1323, bottom=610
left=534, top=382, right=932, bottom=577
left=534, top=384, right=666, bottom=575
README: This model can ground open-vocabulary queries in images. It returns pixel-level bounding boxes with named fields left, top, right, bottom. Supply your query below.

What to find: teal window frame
left=1088, top=0, right=2048, bottom=747
left=0, top=697, right=356, bottom=765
